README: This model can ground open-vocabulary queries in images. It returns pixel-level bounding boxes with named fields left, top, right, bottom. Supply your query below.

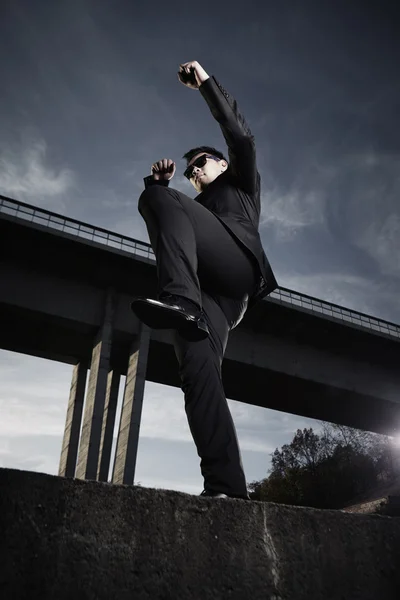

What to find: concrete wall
left=1, top=467, right=400, bottom=600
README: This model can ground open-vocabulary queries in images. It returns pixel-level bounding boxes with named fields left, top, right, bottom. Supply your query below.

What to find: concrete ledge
left=1, top=467, right=400, bottom=599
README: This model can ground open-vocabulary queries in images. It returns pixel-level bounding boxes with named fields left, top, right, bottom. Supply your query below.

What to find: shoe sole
left=131, top=298, right=209, bottom=342
left=200, top=493, right=250, bottom=500
left=201, top=494, right=229, bottom=499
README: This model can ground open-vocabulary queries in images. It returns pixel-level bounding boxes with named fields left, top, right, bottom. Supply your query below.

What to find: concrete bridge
left=1, top=194, right=400, bottom=487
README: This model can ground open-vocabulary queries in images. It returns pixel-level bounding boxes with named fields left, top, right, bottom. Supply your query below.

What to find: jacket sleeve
left=143, top=175, right=170, bottom=189
left=199, top=76, right=258, bottom=195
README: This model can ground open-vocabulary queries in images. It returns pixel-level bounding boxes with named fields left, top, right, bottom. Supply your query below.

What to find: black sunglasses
left=183, top=154, right=221, bottom=180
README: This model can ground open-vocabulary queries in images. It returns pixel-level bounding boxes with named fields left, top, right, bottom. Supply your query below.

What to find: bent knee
left=138, top=185, right=176, bottom=210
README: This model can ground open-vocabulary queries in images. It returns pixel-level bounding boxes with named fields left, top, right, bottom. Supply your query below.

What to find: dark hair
left=182, top=146, right=228, bottom=165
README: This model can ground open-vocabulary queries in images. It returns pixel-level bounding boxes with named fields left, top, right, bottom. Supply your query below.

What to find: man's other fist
left=151, top=159, right=176, bottom=181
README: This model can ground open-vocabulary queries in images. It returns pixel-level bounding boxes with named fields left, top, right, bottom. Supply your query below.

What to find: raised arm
left=198, top=76, right=259, bottom=196
left=178, top=62, right=259, bottom=195
left=143, top=63, right=259, bottom=194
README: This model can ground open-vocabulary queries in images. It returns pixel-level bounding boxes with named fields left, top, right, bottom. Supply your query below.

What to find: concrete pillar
left=97, top=369, right=120, bottom=482
left=75, top=289, right=115, bottom=481
left=112, top=324, right=151, bottom=485
left=58, top=360, right=88, bottom=478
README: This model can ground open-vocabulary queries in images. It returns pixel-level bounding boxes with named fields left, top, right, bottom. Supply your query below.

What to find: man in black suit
left=131, top=61, right=278, bottom=500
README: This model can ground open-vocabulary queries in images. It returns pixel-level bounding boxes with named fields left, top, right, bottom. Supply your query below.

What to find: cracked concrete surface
left=1, top=467, right=400, bottom=599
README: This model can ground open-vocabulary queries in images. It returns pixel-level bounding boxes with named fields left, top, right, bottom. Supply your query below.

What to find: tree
left=249, top=424, right=390, bottom=509
left=320, top=423, right=393, bottom=481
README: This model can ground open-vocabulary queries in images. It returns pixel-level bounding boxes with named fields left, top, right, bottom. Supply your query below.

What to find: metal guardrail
left=1, top=194, right=399, bottom=340
left=269, top=288, right=400, bottom=339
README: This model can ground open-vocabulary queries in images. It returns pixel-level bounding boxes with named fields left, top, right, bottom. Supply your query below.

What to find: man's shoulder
left=227, top=168, right=261, bottom=196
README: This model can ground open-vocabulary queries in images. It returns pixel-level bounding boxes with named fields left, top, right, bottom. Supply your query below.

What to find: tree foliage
left=249, top=424, right=393, bottom=509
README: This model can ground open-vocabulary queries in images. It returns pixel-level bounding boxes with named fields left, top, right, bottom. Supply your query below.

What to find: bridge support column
left=58, top=360, right=88, bottom=478
left=97, top=369, right=120, bottom=481
left=75, top=289, right=115, bottom=481
left=112, top=323, right=151, bottom=485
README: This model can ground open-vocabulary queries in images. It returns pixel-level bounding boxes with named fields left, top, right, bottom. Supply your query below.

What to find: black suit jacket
left=143, top=75, right=278, bottom=313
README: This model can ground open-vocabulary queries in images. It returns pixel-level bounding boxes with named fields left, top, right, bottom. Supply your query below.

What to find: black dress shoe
left=200, top=489, right=228, bottom=499
left=200, top=489, right=251, bottom=500
left=130, top=294, right=210, bottom=342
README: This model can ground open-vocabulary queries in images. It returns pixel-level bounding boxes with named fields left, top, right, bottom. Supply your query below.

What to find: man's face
left=187, top=153, right=228, bottom=192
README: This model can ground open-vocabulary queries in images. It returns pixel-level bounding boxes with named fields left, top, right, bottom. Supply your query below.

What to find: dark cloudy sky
left=1, top=0, right=399, bottom=494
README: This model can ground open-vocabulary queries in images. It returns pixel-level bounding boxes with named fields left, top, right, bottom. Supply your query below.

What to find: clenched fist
left=178, top=61, right=209, bottom=90
left=151, top=158, right=176, bottom=181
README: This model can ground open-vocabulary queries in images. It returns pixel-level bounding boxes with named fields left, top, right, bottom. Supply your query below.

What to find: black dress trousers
left=138, top=184, right=260, bottom=497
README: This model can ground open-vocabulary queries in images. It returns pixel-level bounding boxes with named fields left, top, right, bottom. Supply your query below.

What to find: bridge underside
left=2, top=300, right=399, bottom=437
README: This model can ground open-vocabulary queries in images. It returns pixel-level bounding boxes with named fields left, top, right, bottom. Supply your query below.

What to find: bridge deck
left=1, top=194, right=399, bottom=342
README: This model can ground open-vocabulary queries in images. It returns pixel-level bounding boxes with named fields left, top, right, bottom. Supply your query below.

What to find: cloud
left=260, top=186, right=326, bottom=240
left=259, top=149, right=400, bottom=285
left=0, top=138, right=75, bottom=210
left=0, top=432, right=68, bottom=476
left=0, top=354, right=72, bottom=438
left=353, top=207, right=400, bottom=279
left=229, top=399, right=324, bottom=454
left=138, top=381, right=323, bottom=455
left=322, top=151, right=400, bottom=280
